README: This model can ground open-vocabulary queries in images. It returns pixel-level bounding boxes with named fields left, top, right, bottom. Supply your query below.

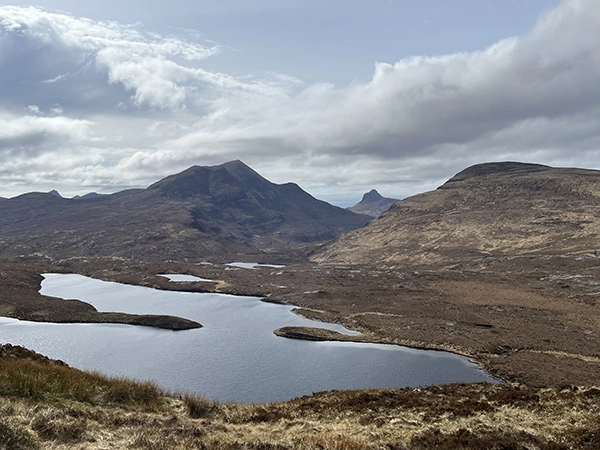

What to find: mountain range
left=5, top=160, right=600, bottom=267
left=0, top=160, right=371, bottom=261
left=313, top=162, right=600, bottom=267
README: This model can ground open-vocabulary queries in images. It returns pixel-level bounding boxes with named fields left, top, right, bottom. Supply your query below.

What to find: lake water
left=0, top=274, right=499, bottom=403
left=226, top=262, right=286, bottom=269
left=158, top=274, right=213, bottom=282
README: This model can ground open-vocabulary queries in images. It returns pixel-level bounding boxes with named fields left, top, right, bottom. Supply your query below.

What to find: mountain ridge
left=0, top=161, right=371, bottom=262
left=312, top=162, right=600, bottom=267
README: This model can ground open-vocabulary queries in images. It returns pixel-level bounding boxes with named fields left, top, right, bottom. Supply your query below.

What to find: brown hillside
left=312, top=162, right=600, bottom=267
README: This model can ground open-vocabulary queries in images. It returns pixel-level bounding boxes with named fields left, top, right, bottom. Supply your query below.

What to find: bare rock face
left=0, top=161, right=371, bottom=262
left=312, top=162, right=600, bottom=267
left=348, top=190, right=399, bottom=217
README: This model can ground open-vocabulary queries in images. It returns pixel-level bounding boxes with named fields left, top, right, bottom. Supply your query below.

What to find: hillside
left=313, top=162, right=600, bottom=267
left=2, top=344, right=599, bottom=450
left=348, top=189, right=399, bottom=217
left=0, top=161, right=370, bottom=262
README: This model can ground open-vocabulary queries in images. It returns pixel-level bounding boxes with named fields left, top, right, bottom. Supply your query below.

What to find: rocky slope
left=313, top=162, right=600, bottom=267
left=348, top=189, right=399, bottom=217
left=0, top=161, right=370, bottom=262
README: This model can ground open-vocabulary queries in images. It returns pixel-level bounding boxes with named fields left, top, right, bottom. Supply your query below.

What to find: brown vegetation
left=1, top=252, right=600, bottom=387
left=313, top=162, right=600, bottom=266
left=2, top=162, right=600, bottom=447
left=0, top=257, right=201, bottom=330
left=1, top=346, right=599, bottom=449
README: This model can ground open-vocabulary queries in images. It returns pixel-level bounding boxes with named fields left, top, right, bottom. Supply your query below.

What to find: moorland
left=1, top=160, right=599, bottom=448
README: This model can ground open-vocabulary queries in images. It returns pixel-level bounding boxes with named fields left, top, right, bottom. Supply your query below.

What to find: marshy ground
left=1, top=254, right=599, bottom=448
left=7, top=252, right=596, bottom=388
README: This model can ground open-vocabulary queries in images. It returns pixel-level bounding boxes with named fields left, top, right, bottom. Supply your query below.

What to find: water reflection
left=0, top=274, right=498, bottom=403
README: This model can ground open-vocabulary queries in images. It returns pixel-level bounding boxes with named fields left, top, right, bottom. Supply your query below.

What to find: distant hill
left=0, top=160, right=371, bottom=261
left=72, top=192, right=105, bottom=200
left=348, top=189, right=399, bottom=217
left=312, top=162, right=600, bottom=267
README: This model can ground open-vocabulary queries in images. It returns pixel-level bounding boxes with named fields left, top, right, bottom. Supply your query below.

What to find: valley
left=1, top=160, right=600, bottom=448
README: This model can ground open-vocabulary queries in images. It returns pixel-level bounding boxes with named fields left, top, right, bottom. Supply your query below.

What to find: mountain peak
left=349, top=189, right=399, bottom=218
left=48, top=189, right=63, bottom=198
left=221, top=159, right=248, bottom=169
left=219, top=160, right=266, bottom=185
left=362, top=189, right=383, bottom=202
left=0, top=160, right=371, bottom=261
left=315, top=163, right=600, bottom=267
left=147, top=160, right=270, bottom=199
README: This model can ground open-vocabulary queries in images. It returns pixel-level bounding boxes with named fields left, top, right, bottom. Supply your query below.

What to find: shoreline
left=2, top=344, right=599, bottom=449
left=273, top=325, right=506, bottom=386
left=1, top=255, right=599, bottom=387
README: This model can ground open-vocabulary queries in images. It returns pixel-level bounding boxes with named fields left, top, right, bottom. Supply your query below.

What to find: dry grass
left=0, top=358, right=163, bottom=408
left=1, top=354, right=600, bottom=449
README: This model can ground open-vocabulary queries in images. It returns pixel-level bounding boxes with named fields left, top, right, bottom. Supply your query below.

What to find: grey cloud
left=155, top=0, right=600, bottom=196
left=0, top=115, right=92, bottom=159
left=1, top=0, right=600, bottom=205
left=0, top=6, right=224, bottom=113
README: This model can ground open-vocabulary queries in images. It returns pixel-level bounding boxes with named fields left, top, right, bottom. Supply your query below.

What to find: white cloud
left=0, top=5, right=223, bottom=111
left=0, top=0, right=600, bottom=203
left=0, top=114, right=92, bottom=155
left=157, top=0, right=600, bottom=194
left=26, top=105, right=41, bottom=114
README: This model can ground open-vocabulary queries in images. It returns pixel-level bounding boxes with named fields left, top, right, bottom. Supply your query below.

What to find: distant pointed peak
left=362, top=189, right=383, bottom=201
left=48, top=189, right=62, bottom=198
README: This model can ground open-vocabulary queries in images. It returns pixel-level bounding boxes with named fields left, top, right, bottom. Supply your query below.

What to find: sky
left=1, top=0, right=598, bottom=206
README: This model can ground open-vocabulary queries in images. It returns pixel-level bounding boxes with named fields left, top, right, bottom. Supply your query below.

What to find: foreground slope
left=313, top=162, right=600, bottom=266
left=0, top=160, right=370, bottom=262
left=2, top=344, right=599, bottom=450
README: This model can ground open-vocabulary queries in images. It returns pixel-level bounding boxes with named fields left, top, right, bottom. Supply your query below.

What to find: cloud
left=0, top=5, right=223, bottom=111
left=0, top=0, right=599, bottom=203
left=0, top=114, right=92, bottom=158
left=158, top=0, right=600, bottom=194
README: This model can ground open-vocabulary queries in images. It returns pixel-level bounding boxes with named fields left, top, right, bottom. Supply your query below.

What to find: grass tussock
left=0, top=358, right=163, bottom=408
left=0, top=420, right=39, bottom=450
left=30, top=407, right=87, bottom=443
left=181, top=391, right=219, bottom=419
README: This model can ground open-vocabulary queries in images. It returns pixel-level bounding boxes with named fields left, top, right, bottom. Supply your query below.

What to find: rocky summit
left=0, top=160, right=371, bottom=262
left=312, top=162, right=600, bottom=267
left=348, top=189, right=399, bottom=217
